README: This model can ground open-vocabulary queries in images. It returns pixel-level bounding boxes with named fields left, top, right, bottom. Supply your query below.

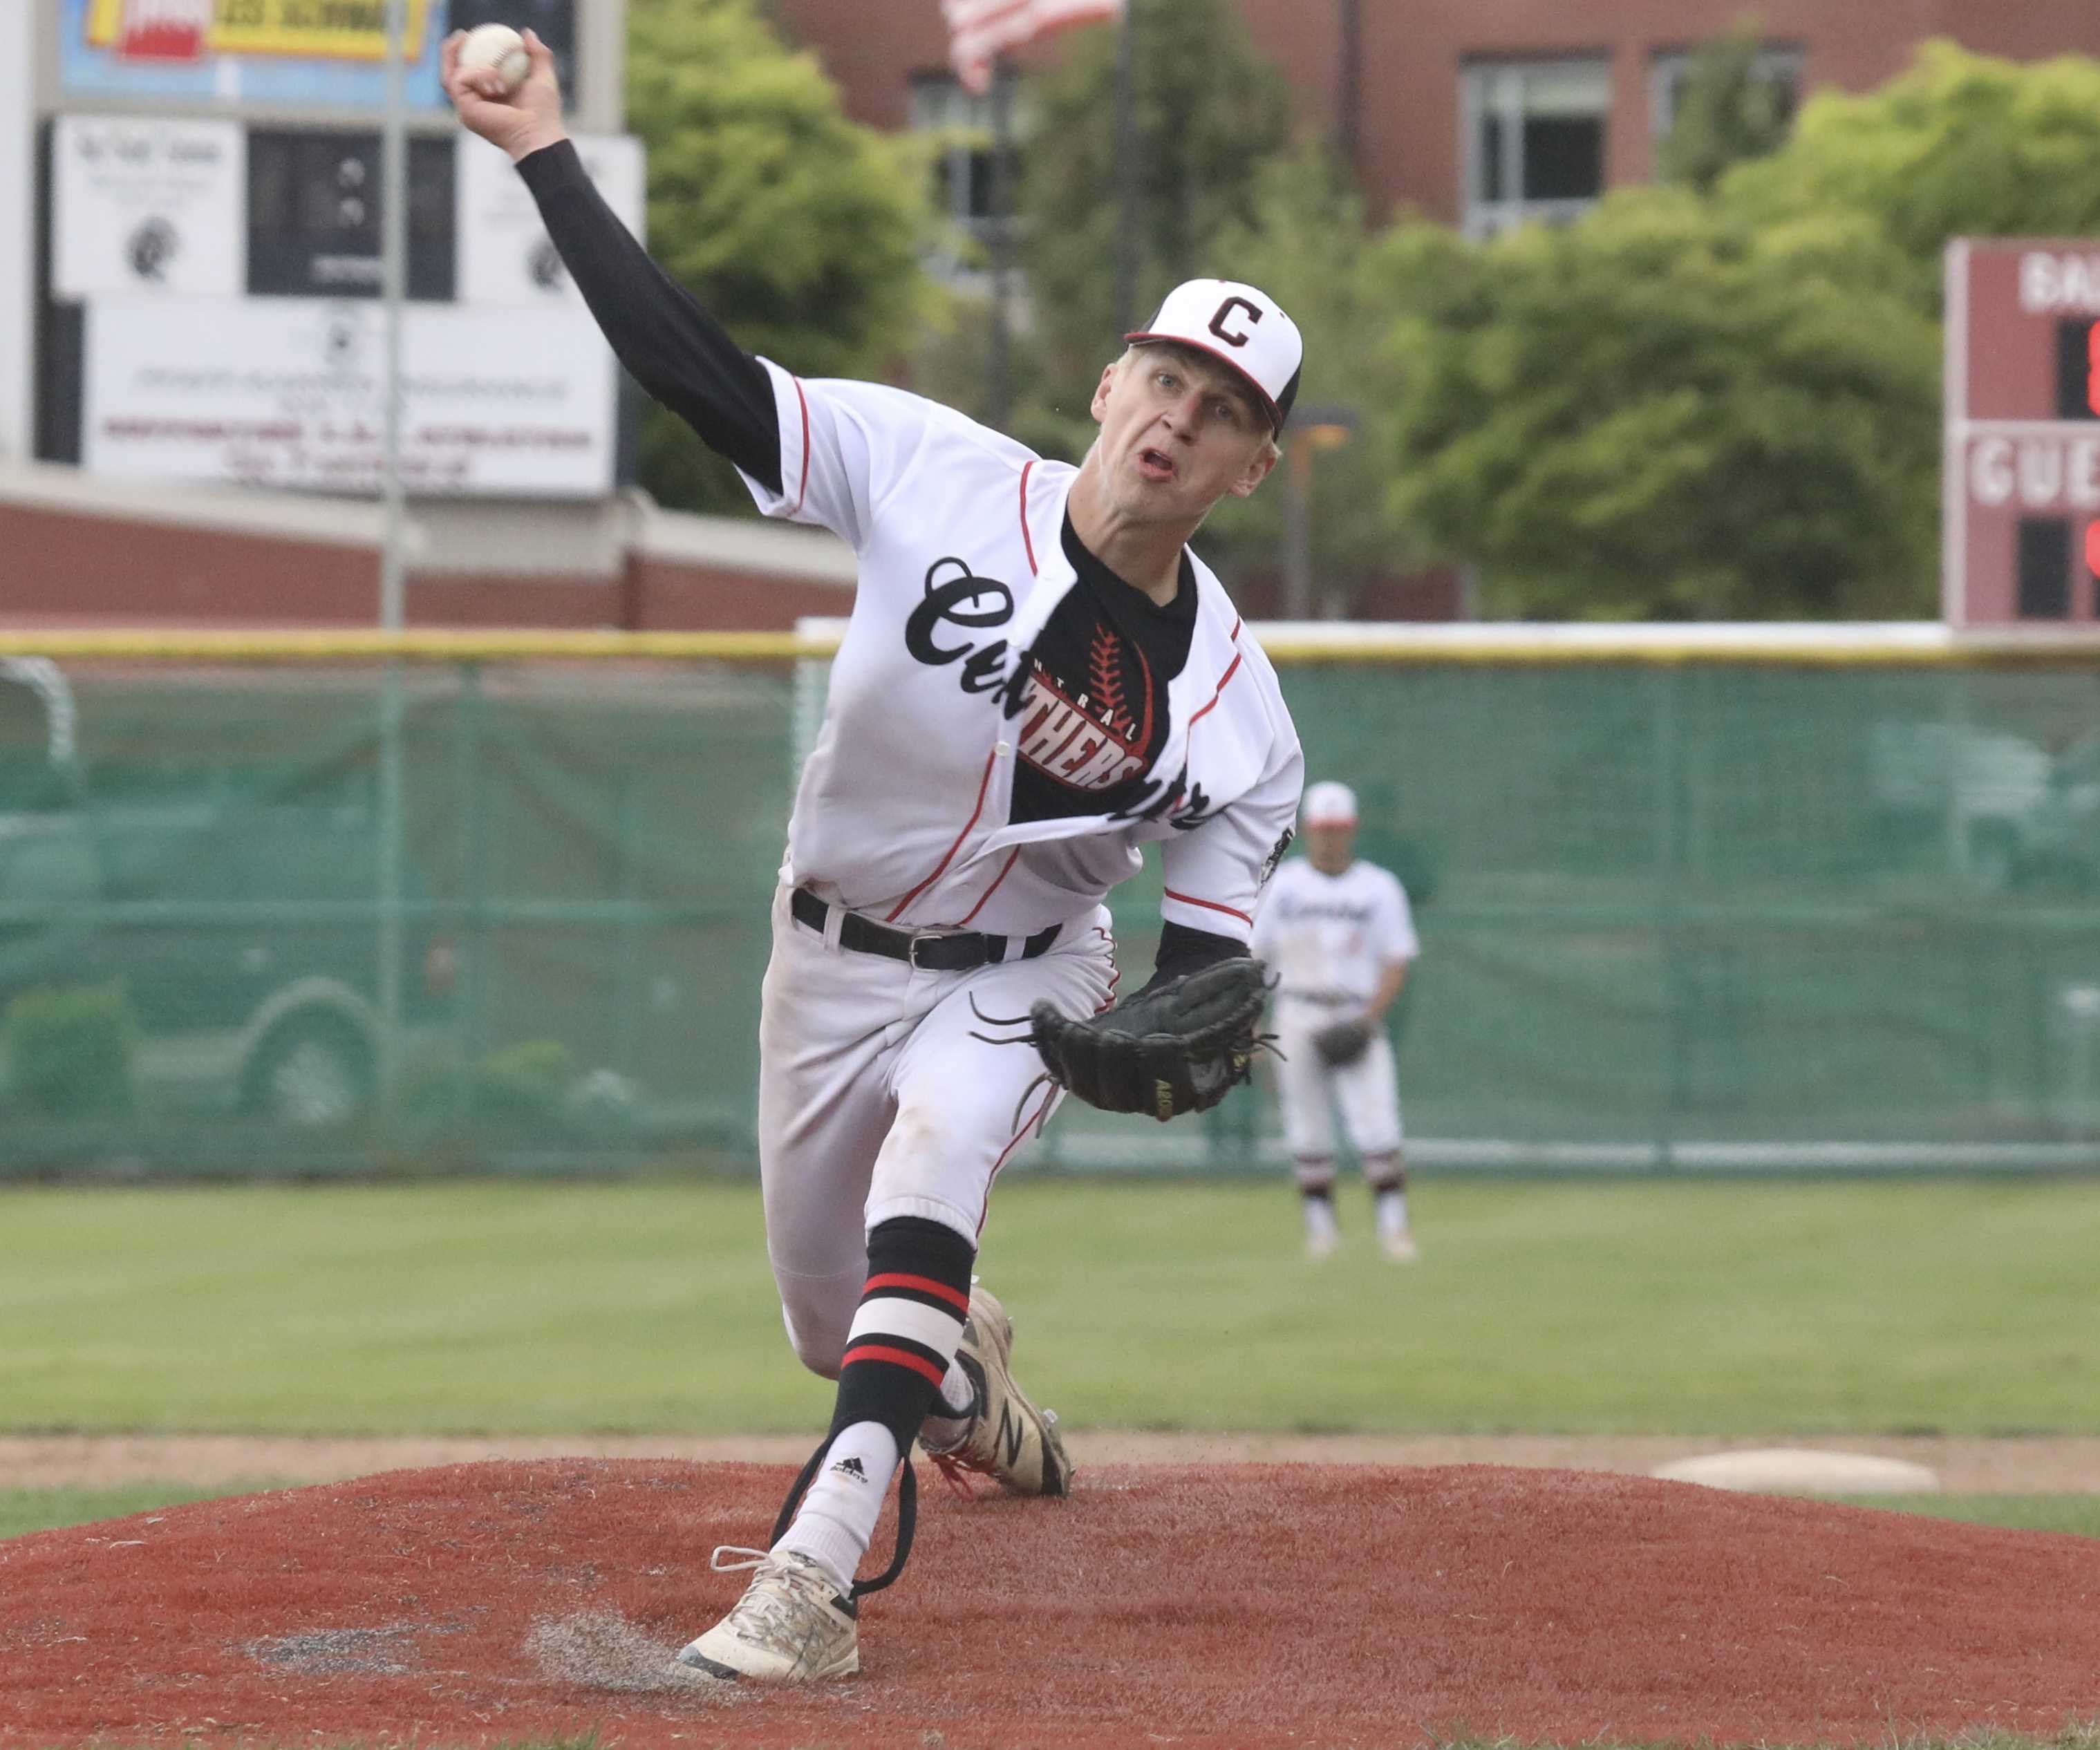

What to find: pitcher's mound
left=1, top=1458, right=2096, bottom=1749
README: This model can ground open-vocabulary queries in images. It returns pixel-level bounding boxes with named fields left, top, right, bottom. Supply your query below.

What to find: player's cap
left=1303, top=781, right=1358, bottom=826
left=1126, top=279, right=1304, bottom=432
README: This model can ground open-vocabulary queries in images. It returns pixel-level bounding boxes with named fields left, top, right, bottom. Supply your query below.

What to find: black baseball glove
left=1026, top=957, right=1271, bottom=1122
left=1313, top=1018, right=1375, bottom=1067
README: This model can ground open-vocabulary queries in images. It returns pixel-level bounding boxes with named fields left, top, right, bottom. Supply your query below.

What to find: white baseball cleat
left=923, top=1285, right=1071, bottom=1497
left=1305, top=1226, right=1340, bottom=1261
left=1381, top=1229, right=1420, bottom=1263
left=674, top=1547, right=859, bottom=1683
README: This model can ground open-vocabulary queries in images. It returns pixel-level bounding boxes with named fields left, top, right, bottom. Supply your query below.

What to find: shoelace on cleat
left=706, top=1547, right=840, bottom=1644
left=926, top=1448, right=986, bottom=1500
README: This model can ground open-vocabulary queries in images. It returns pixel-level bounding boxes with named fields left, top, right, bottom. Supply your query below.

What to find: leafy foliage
left=1013, top=0, right=1293, bottom=460
left=1656, top=21, right=1797, bottom=194
left=1192, top=147, right=1394, bottom=606
left=1364, top=189, right=1940, bottom=619
left=623, top=0, right=928, bottom=513
left=1357, top=38, right=2100, bottom=619
left=1716, top=40, right=2100, bottom=313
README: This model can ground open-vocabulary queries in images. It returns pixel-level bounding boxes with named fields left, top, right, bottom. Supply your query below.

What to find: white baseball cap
left=1302, top=781, right=1358, bottom=826
left=1126, top=278, right=1304, bottom=432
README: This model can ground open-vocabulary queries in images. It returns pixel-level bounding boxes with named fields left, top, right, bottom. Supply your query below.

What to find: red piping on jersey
left=841, top=1341, right=947, bottom=1387
left=957, top=847, right=1021, bottom=928
left=862, top=1272, right=973, bottom=1312
left=784, top=377, right=812, bottom=516
left=885, top=749, right=998, bottom=923
left=1018, top=459, right=1039, bottom=576
left=1165, top=887, right=1253, bottom=926
left=1156, top=624, right=1250, bottom=924
left=1188, top=652, right=1244, bottom=727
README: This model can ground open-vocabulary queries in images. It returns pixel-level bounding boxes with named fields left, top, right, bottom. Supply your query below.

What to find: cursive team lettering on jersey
left=1274, top=895, right=1376, bottom=925
left=903, top=556, right=1013, bottom=695
left=901, top=553, right=1221, bottom=822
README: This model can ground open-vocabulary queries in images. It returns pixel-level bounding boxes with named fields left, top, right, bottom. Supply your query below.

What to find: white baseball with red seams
left=457, top=23, right=529, bottom=92
left=735, top=357, right=1301, bottom=1348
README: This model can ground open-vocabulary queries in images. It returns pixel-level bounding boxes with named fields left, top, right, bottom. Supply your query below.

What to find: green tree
left=625, top=0, right=929, bottom=514
left=1716, top=40, right=2100, bottom=312
left=1191, top=146, right=1396, bottom=608
left=1656, top=20, right=1797, bottom=194
left=1013, top=0, right=1293, bottom=460
left=1365, top=190, right=1940, bottom=619
left=1362, top=41, right=2100, bottom=620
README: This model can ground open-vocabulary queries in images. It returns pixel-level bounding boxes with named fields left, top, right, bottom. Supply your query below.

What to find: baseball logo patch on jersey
left=1013, top=625, right=1156, bottom=793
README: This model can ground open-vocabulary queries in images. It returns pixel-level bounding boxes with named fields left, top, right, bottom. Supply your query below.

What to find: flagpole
left=1336, top=0, right=1362, bottom=173
left=986, top=53, right=1015, bottom=425
left=1112, top=0, right=1139, bottom=336
left=376, top=0, right=409, bottom=1122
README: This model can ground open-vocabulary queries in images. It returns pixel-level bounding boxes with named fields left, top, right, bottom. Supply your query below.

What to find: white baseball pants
left=756, top=881, right=1117, bottom=1380
left=1274, top=1006, right=1405, bottom=1161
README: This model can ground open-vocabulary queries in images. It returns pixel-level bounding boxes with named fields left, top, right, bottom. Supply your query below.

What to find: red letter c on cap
left=1208, top=297, right=1263, bottom=348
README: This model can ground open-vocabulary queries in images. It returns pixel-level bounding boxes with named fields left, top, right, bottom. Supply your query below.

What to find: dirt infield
left=3, top=1458, right=2098, bottom=1750
left=8, top=1431, right=2100, bottom=1491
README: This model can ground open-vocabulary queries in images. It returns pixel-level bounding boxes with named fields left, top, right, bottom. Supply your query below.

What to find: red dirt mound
left=1, top=1459, right=2095, bottom=1750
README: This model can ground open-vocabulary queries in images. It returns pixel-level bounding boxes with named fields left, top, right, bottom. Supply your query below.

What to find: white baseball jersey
left=1254, top=856, right=1416, bottom=1160
left=741, top=361, right=1303, bottom=943
left=1251, top=856, right=1418, bottom=1008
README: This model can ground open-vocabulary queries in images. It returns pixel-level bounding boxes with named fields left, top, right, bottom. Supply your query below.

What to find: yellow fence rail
left=9, top=621, right=2100, bottom=666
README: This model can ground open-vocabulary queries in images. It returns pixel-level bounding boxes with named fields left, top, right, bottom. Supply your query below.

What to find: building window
left=1649, top=44, right=1802, bottom=158
left=909, top=70, right=1023, bottom=281
left=1462, top=59, right=1611, bottom=239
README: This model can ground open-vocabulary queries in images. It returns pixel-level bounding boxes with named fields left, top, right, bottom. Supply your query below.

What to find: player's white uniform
left=1251, top=857, right=1418, bottom=1161
left=742, top=361, right=1303, bottom=1374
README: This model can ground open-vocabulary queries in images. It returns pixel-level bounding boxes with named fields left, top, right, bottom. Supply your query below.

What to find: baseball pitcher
left=1251, top=782, right=1421, bottom=1261
left=448, top=32, right=1302, bottom=1684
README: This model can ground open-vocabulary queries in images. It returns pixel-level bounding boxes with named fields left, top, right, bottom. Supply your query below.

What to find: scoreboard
left=1944, top=238, right=2100, bottom=626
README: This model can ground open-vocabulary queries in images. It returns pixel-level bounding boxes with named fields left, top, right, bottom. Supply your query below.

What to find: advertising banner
left=83, top=296, right=619, bottom=497
left=456, top=132, right=644, bottom=306
left=58, top=0, right=577, bottom=111
left=53, top=116, right=246, bottom=301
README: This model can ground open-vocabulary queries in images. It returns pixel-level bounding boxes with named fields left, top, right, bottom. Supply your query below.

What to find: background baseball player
left=1252, top=781, right=1421, bottom=1261
left=449, top=32, right=1301, bottom=1686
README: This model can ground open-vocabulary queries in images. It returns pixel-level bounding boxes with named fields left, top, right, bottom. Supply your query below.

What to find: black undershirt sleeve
left=1138, top=920, right=1249, bottom=995
left=514, top=139, right=782, bottom=493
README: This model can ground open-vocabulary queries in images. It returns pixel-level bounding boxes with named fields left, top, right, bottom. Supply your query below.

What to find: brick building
left=772, top=0, right=2100, bottom=238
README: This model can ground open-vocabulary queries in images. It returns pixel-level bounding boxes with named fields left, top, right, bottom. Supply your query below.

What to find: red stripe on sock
left=841, top=1342, right=948, bottom=1386
left=861, top=1272, right=971, bottom=1312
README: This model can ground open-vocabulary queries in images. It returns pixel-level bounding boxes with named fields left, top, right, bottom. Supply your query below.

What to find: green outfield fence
left=8, top=622, right=2100, bottom=1178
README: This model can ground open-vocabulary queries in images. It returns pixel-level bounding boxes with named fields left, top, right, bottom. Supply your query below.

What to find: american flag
left=942, top=0, right=1125, bottom=95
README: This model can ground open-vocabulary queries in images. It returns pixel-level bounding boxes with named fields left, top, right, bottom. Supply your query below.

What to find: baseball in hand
left=458, top=23, right=530, bottom=93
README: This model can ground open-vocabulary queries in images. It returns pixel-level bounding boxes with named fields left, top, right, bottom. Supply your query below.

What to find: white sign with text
left=54, top=115, right=245, bottom=300
left=84, top=297, right=619, bottom=497
left=456, top=132, right=646, bottom=306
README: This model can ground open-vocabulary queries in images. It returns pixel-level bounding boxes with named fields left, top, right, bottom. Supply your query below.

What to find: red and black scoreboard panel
left=1944, top=238, right=2100, bottom=627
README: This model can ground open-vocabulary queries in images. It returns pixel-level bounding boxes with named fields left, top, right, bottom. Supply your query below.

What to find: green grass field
left=4, top=1166, right=2097, bottom=1750
left=3, top=1176, right=2099, bottom=1435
